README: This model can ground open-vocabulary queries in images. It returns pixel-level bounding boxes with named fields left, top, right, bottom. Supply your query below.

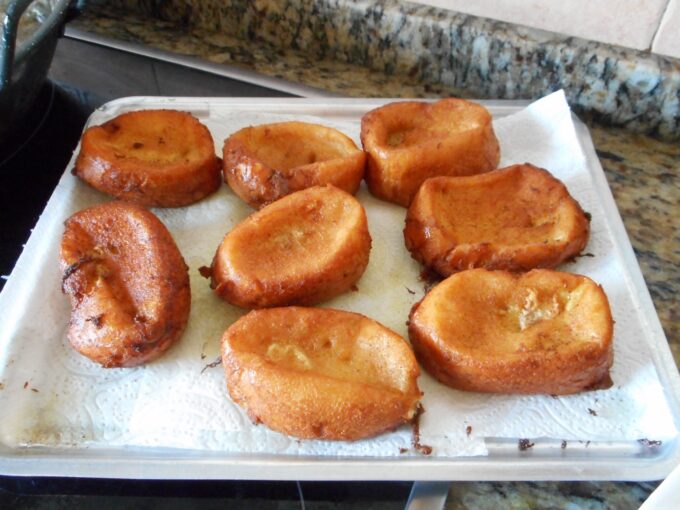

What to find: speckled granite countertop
left=78, top=0, right=680, bottom=139
left=591, top=124, right=679, bottom=365
left=63, top=1, right=680, bottom=508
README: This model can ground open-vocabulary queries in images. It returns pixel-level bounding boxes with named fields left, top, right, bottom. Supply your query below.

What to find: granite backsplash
left=89, top=0, right=680, bottom=139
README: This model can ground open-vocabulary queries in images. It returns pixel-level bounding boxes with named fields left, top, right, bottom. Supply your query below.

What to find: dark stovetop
left=1, top=476, right=411, bottom=508
left=0, top=81, right=92, bottom=290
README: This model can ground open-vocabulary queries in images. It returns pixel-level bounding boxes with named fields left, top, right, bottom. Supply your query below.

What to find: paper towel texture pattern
left=0, top=92, right=676, bottom=458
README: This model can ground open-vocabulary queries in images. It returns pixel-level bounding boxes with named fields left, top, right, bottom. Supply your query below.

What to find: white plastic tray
left=0, top=97, right=679, bottom=481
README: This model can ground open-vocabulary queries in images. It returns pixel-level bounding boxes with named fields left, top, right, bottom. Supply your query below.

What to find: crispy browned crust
left=404, top=164, right=590, bottom=276
left=211, top=185, right=371, bottom=308
left=360, top=99, right=500, bottom=207
left=60, top=201, right=190, bottom=367
left=222, top=307, right=421, bottom=440
left=74, top=109, right=221, bottom=207
left=223, top=121, right=366, bottom=209
left=408, top=269, right=614, bottom=395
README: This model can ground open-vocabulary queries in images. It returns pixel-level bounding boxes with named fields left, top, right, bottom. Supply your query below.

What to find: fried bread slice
left=60, top=201, right=190, bottom=367
left=404, top=164, right=590, bottom=275
left=222, top=307, right=421, bottom=440
left=360, top=99, right=500, bottom=206
left=408, top=269, right=614, bottom=394
left=223, top=121, right=365, bottom=209
left=210, top=185, right=371, bottom=308
left=74, top=109, right=221, bottom=207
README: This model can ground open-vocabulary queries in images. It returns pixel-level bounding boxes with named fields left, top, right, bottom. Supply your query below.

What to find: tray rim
left=1, top=95, right=679, bottom=481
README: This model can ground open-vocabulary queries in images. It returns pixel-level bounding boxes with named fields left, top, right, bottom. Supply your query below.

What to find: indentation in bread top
left=236, top=122, right=358, bottom=169
left=380, top=102, right=482, bottom=149
left=508, top=283, right=592, bottom=332
left=404, top=164, right=590, bottom=274
left=222, top=190, right=358, bottom=280
left=230, top=311, right=416, bottom=394
left=424, top=166, right=582, bottom=246
left=211, top=185, right=371, bottom=308
left=418, top=270, right=611, bottom=358
left=90, top=110, right=213, bottom=168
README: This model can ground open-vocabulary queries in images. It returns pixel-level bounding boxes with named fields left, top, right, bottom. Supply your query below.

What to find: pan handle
left=0, top=0, right=35, bottom=90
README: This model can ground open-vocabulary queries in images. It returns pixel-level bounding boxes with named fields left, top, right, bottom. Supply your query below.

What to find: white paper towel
left=0, top=91, right=676, bottom=458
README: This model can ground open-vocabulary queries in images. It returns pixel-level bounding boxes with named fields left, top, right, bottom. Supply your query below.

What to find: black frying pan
left=0, top=0, right=79, bottom=143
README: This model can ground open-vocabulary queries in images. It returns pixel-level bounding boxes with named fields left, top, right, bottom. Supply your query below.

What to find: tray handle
left=404, top=481, right=449, bottom=510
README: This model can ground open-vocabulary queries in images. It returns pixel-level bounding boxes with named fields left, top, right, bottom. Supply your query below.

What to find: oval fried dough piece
left=60, top=201, right=190, bottom=368
left=409, top=269, right=613, bottom=395
left=360, top=99, right=500, bottom=207
left=211, top=185, right=371, bottom=308
left=74, top=109, right=221, bottom=207
left=223, top=121, right=366, bottom=209
left=222, top=307, right=421, bottom=440
left=404, top=164, right=590, bottom=275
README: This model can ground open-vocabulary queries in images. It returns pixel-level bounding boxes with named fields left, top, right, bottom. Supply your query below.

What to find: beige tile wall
left=409, top=0, right=680, bottom=58
left=653, top=0, right=680, bottom=58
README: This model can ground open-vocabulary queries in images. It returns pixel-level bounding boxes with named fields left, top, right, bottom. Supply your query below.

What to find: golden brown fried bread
left=74, top=109, right=221, bottom=207
left=211, top=185, right=371, bottom=308
left=60, top=201, right=190, bottom=367
left=409, top=269, right=613, bottom=395
left=404, top=164, right=590, bottom=276
left=222, top=307, right=421, bottom=440
left=360, top=99, right=500, bottom=206
left=223, top=121, right=366, bottom=209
